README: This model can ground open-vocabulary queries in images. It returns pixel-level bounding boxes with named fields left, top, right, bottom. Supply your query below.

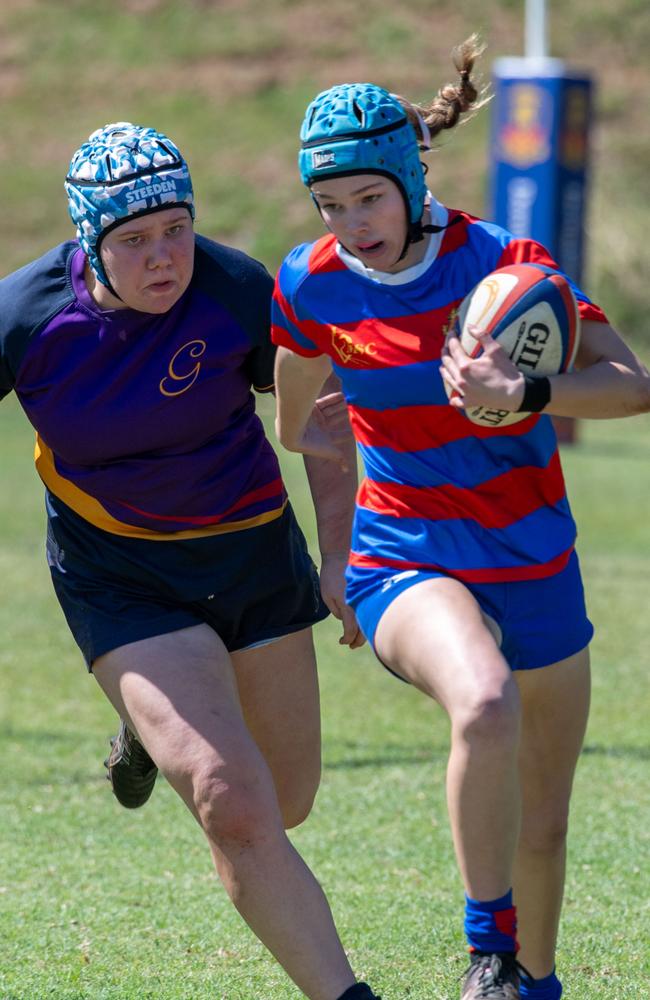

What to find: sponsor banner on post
left=489, top=58, right=593, bottom=286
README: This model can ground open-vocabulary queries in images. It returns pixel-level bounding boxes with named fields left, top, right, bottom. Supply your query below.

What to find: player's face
left=310, top=174, right=426, bottom=273
left=96, top=208, right=195, bottom=312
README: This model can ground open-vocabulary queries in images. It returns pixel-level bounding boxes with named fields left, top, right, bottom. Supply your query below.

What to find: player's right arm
left=274, top=346, right=352, bottom=470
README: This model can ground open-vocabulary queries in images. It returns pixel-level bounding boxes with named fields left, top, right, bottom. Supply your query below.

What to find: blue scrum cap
left=65, top=122, right=195, bottom=287
left=298, top=83, right=427, bottom=226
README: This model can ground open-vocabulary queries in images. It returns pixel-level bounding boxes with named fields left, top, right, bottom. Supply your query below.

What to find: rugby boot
left=337, top=985, right=382, bottom=1000
left=461, top=952, right=524, bottom=999
left=104, top=720, right=158, bottom=808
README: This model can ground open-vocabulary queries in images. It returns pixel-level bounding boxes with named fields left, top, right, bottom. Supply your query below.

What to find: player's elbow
left=621, top=364, right=650, bottom=415
left=275, top=417, right=300, bottom=452
left=634, top=367, right=650, bottom=414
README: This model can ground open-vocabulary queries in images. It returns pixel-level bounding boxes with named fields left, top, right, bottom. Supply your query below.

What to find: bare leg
left=514, top=649, right=591, bottom=978
left=374, top=577, right=521, bottom=901
left=94, top=624, right=355, bottom=1000
left=231, top=627, right=321, bottom=829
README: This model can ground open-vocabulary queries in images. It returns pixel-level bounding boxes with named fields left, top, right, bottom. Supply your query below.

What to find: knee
left=193, top=761, right=282, bottom=847
left=455, top=677, right=521, bottom=746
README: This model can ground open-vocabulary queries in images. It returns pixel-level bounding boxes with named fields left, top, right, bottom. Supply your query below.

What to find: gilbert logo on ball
left=448, top=262, right=580, bottom=427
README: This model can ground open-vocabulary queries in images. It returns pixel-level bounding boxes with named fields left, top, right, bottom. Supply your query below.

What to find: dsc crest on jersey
left=330, top=326, right=378, bottom=366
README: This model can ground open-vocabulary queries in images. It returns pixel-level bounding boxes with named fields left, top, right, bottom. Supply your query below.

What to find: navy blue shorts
left=350, top=549, right=593, bottom=672
left=45, top=492, right=328, bottom=669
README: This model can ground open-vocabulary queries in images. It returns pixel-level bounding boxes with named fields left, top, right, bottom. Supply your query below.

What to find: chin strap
left=85, top=257, right=124, bottom=304
left=397, top=212, right=463, bottom=261
left=416, top=212, right=464, bottom=238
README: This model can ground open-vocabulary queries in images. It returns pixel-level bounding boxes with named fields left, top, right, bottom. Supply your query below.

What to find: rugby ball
left=448, top=262, right=580, bottom=427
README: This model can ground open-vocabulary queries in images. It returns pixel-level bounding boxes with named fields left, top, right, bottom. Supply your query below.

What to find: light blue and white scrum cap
left=299, top=83, right=428, bottom=232
left=65, top=122, right=195, bottom=287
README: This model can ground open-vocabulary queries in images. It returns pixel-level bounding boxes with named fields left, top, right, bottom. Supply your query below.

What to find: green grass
left=1, top=1, right=649, bottom=995
left=1, top=393, right=649, bottom=999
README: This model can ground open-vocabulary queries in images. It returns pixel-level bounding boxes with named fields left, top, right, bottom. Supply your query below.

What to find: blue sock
left=464, top=890, right=518, bottom=953
left=519, top=969, right=562, bottom=999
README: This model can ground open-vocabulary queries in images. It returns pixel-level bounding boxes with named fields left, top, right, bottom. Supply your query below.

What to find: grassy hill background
left=1, top=5, right=649, bottom=998
left=0, top=0, right=648, bottom=344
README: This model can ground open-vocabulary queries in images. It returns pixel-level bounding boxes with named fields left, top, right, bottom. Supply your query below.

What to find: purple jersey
left=1, top=236, right=285, bottom=538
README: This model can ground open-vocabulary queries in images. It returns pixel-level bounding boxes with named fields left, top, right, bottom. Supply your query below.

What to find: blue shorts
left=45, top=492, right=328, bottom=670
left=349, top=550, right=593, bottom=672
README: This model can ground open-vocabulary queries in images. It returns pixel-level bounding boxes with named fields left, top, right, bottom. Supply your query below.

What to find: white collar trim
left=336, top=193, right=448, bottom=285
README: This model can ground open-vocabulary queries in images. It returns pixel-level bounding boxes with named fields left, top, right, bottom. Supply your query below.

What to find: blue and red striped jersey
left=272, top=204, right=608, bottom=584
left=1, top=236, right=286, bottom=539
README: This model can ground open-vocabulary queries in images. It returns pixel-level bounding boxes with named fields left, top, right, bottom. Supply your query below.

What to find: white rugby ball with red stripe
left=449, top=262, right=581, bottom=427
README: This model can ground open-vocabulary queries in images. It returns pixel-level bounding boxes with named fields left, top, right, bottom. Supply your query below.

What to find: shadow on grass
left=1, top=725, right=112, bottom=787
left=326, top=751, right=443, bottom=769
left=581, top=743, right=650, bottom=760
left=0, top=725, right=94, bottom=746
left=5, top=728, right=649, bottom=776
left=1, top=769, right=107, bottom=789
left=324, top=740, right=650, bottom=769
left=325, top=741, right=445, bottom=770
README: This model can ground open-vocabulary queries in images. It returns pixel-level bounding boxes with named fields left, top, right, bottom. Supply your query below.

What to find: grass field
left=1, top=392, right=649, bottom=999
left=1, top=1, right=649, bottom=997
